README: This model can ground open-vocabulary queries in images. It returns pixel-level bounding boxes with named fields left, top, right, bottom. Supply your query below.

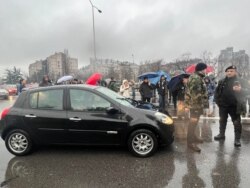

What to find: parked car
left=0, top=85, right=174, bottom=157
left=5, top=85, right=18, bottom=95
left=0, top=89, right=9, bottom=99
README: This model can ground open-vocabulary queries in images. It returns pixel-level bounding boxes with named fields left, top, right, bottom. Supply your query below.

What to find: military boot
left=214, top=133, right=225, bottom=140
left=188, top=143, right=201, bottom=152
left=234, top=133, right=241, bottom=147
left=234, top=139, right=241, bottom=147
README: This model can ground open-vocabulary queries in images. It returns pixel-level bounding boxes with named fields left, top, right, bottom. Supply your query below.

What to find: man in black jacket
left=214, top=65, right=249, bottom=147
left=139, top=77, right=154, bottom=102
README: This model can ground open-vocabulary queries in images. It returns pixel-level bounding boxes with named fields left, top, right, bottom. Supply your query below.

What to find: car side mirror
left=106, top=107, right=119, bottom=114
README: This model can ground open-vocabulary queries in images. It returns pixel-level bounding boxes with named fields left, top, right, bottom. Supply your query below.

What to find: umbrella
left=57, top=75, right=73, bottom=84
left=156, top=70, right=171, bottom=81
left=185, top=64, right=214, bottom=74
left=168, top=73, right=190, bottom=92
left=138, top=72, right=158, bottom=79
left=86, top=73, right=102, bottom=85
left=149, top=70, right=171, bottom=85
left=173, top=70, right=185, bottom=76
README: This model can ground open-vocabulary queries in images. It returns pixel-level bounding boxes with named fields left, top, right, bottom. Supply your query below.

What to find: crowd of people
left=15, top=63, right=250, bottom=152
left=102, top=63, right=249, bottom=152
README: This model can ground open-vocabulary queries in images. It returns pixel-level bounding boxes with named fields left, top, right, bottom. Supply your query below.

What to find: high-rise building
left=84, top=58, right=139, bottom=81
left=29, top=50, right=78, bottom=82
left=218, top=47, right=249, bottom=79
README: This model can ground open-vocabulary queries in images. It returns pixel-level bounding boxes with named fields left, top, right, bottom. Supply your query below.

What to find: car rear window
left=29, top=89, right=63, bottom=110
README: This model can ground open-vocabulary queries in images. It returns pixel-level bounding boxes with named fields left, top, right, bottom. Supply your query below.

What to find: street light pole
left=89, top=0, right=102, bottom=72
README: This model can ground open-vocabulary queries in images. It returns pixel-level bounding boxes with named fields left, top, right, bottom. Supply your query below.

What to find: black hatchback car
left=0, top=85, right=174, bottom=157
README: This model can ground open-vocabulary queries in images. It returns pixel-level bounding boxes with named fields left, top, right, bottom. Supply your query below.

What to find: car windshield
left=96, top=87, right=134, bottom=108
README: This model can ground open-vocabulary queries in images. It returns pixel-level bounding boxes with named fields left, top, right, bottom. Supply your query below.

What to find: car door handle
left=107, top=131, right=118, bottom=134
left=25, top=114, right=37, bottom=118
left=69, top=117, right=81, bottom=121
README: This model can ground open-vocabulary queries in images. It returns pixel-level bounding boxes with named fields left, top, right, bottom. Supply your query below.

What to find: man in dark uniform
left=214, top=65, right=249, bottom=147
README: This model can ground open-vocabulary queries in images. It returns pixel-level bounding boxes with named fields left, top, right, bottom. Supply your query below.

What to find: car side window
left=70, top=89, right=111, bottom=111
left=30, top=92, right=38, bottom=108
left=29, top=89, right=63, bottom=110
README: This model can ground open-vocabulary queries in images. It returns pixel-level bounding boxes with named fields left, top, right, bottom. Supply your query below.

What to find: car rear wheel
left=128, top=129, right=158, bottom=157
left=5, top=130, right=32, bottom=156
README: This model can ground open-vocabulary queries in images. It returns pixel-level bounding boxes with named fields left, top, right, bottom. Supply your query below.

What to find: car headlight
left=155, top=112, right=173, bottom=125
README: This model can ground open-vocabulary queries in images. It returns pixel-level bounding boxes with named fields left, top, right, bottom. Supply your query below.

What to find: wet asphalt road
left=0, top=97, right=250, bottom=188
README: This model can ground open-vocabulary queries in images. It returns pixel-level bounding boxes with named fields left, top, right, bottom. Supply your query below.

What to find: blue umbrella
left=156, top=70, right=171, bottom=81
left=149, top=70, right=171, bottom=85
left=138, top=72, right=158, bottom=79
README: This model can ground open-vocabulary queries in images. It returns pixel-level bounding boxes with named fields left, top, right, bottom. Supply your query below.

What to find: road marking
left=172, top=116, right=250, bottom=120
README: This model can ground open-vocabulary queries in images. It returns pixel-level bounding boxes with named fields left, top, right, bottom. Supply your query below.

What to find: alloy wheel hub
left=132, top=133, right=153, bottom=155
left=9, top=133, right=28, bottom=153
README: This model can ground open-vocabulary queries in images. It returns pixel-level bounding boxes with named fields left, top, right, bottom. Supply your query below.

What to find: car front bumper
left=157, top=122, right=175, bottom=146
left=0, top=94, right=8, bottom=99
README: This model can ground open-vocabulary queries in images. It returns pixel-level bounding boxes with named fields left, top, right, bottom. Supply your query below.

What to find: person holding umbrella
left=156, top=75, right=168, bottom=111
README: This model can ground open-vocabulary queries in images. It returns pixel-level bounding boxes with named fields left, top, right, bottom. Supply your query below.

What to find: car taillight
left=1, top=108, right=10, bottom=119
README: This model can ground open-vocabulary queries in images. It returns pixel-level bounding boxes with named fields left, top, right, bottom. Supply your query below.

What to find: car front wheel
left=5, top=130, right=32, bottom=156
left=128, top=129, right=158, bottom=157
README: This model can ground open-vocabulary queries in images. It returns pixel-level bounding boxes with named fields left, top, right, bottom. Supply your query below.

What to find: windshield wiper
left=116, top=98, right=140, bottom=106
left=116, top=97, right=132, bottom=103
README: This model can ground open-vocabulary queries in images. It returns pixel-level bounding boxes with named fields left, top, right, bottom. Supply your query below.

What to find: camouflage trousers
left=187, top=109, right=203, bottom=144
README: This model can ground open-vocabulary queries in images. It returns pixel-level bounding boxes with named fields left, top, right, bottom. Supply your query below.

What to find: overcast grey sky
left=0, top=0, right=250, bottom=75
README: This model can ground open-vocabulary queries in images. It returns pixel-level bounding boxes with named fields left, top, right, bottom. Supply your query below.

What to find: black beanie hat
left=195, top=63, right=207, bottom=72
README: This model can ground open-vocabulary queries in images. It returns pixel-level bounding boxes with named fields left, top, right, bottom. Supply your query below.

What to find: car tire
left=5, top=130, right=33, bottom=156
left=128, top=129, right=158, bottom=158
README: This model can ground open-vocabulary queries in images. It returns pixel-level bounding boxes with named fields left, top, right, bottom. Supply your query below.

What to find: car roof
left=25, top=84, right=100, bottom=93
left=14, top=84, right=102, bottom=108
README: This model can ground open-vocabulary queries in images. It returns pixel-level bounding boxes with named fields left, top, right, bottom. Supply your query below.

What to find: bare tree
left=180, top=52, right=192, bottom=61
left=201, top=50, right=213, bottom=65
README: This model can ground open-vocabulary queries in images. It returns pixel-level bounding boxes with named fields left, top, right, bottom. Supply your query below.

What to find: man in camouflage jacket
left=184, top=63, right=209, bottom=152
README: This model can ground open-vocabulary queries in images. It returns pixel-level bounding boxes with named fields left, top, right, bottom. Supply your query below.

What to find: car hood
left=121, top=104, right=159, bottom=122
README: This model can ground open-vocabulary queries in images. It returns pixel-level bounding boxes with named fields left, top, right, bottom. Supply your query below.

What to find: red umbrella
left=185, top=64, right=214, bottom=74
left=85, top=73, right=102, bottom=85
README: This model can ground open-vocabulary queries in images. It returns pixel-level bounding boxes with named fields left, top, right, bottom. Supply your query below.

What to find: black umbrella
left=168, top=73, right=190, bottom=92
